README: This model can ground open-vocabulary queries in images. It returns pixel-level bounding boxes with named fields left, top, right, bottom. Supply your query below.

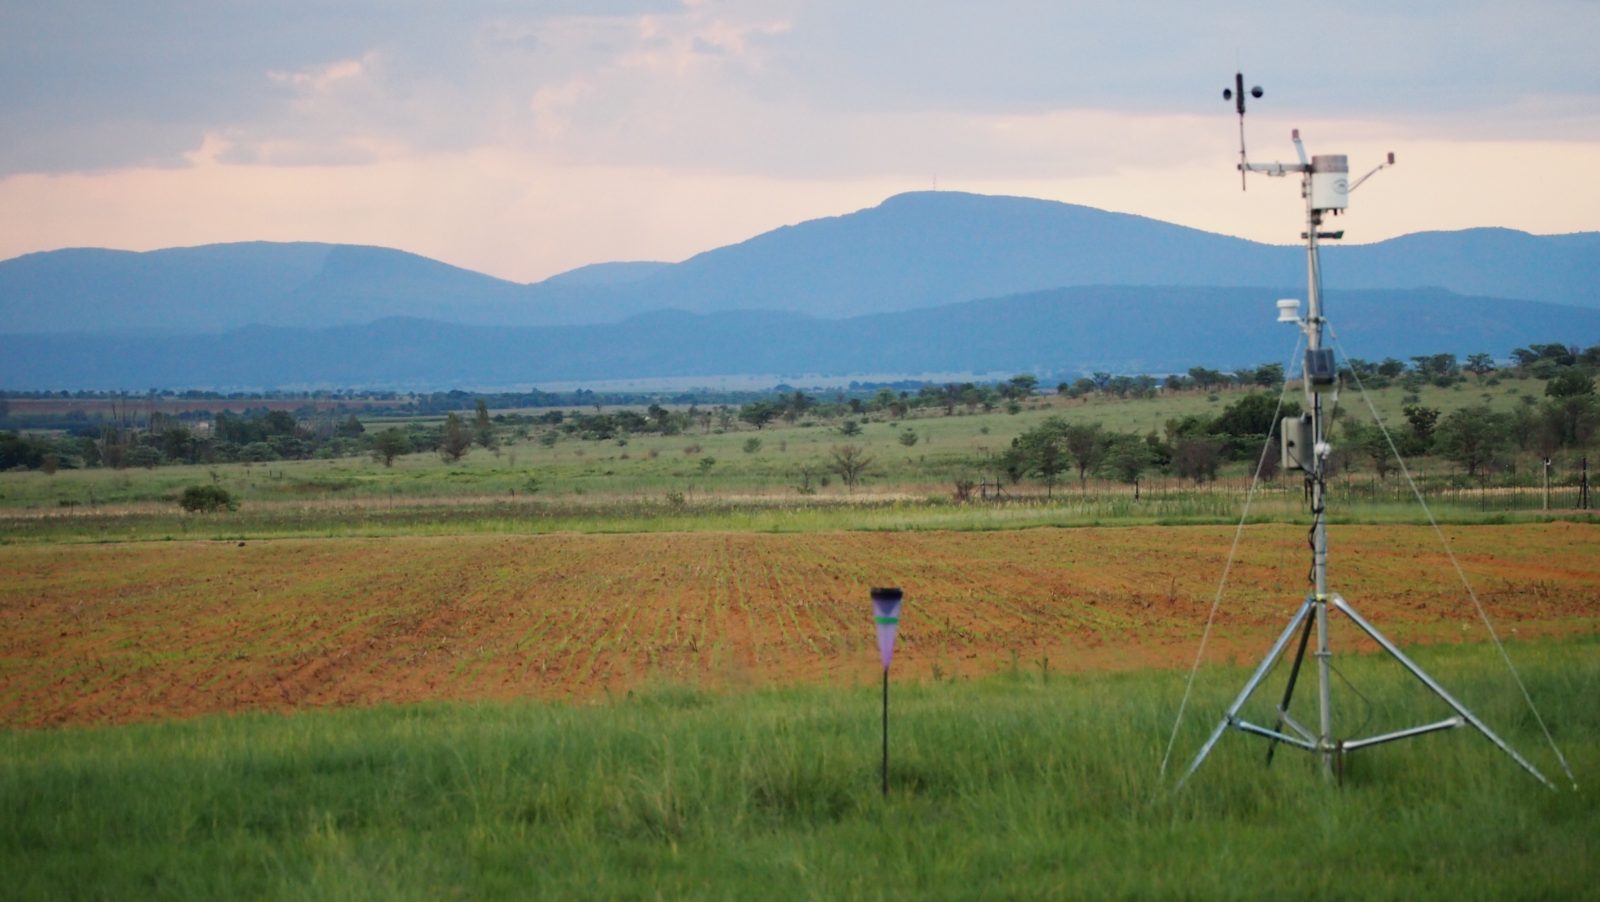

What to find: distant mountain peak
left=2, top=191, right=1596, bottom=343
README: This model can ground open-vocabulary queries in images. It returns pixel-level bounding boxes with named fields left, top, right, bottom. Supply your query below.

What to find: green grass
left=3, top=637, right=1594, bottom=898
left=5, top=376, right=1593, bottom=544
left=3, top=487, right=1593, bottom=545
left=6, top=376, right=1576, bottom=509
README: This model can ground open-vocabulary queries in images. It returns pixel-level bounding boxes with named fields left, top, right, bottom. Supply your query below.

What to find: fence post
left=1582, top=457, right=1591, bottom=510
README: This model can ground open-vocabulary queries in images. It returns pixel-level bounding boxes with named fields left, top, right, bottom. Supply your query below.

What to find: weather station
left=1166, top=74, right=1574, bottom=790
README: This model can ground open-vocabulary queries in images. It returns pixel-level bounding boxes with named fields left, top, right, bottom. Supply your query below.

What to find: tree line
left=2, top=340, right=1595, bottom=474
left=988, top=357, right=1597, bottom=495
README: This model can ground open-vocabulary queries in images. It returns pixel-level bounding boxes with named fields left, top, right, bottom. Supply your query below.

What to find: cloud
left=6, top=1, right=1596, bottom=179
left=1, top=0, right=1598, bottom=282
left=268, top=56, right=370, bottom=96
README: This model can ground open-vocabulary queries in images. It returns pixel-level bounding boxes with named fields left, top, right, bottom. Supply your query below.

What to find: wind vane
left=1222, top=72, right=1263, bottom=190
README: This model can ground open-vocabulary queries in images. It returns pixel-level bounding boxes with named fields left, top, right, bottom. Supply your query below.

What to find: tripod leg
left=1266, top=608, right=1317, bottom=766
left=1177, top=597, right=1316, bottom=789
left=1330, top=595, right=1553, bottom=789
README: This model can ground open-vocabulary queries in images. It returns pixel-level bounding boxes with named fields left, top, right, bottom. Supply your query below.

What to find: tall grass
left=4, top=486, right=1592, bottom=545
left=3, top=637, right=1593, bottom=898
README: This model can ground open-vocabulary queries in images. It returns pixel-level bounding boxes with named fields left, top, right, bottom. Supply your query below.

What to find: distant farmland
left=3, top=523, right=1594, bottom=728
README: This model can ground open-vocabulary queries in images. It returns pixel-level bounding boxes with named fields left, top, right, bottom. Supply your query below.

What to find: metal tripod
left=1177, top=135, right=1553, bottom=789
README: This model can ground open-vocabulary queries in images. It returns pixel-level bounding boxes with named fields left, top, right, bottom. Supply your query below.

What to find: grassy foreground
left=3, top=637, right=1595, bottom=899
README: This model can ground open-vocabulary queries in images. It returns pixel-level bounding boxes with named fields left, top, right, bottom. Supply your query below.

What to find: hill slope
left=4, top=286, right=1595, bottom=390
left=0, top=242, right=529, bottom=333
left=3, top=192, right=1597, bottom=335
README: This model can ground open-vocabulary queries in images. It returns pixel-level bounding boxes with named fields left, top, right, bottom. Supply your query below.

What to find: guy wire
left=1159, top=331, right=1305, bottom=781
left=1327, top=323, right=1578, bottom=789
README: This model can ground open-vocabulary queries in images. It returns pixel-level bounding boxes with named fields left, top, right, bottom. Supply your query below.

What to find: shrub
left=178, top=485, right=238, bottom=513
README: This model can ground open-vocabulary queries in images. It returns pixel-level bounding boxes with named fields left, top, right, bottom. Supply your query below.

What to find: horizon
left=3, top=188, right=1593, bottom=286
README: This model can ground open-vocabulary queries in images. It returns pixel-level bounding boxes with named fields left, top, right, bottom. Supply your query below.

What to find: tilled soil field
left=2, top=522, right=1595, bottom=727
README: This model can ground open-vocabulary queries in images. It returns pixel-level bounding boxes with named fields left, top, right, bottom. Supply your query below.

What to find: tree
left=1103, top=433, right=1151, bottom=488
left=1342, top=420, right=1395, bottom=480
left=995, top=443, right=1029, bottom=485
left=1434, top=406, right=1511, bottom=477
left=178, top=484, right=237, bottom=513
left=335, top=414, right=365, bottom=438
left=1064, top=377, right=1096, bottom=399
left=160, top=425, right=195, bottom=463
left=939, top=383, right=963, bottom=414
left=1002, top=373, right=1038, bottom=400
left=371, top=428, right=410, bottom=467
left=1402, top=405, right=1440, bottom=451
left=0, top=431, right=48, bottom=470
left=1032, top=437, right=1067, bottom=495
left=1512, top=343, right=1576, bottom=369
left=1541, top=394, right=1600, bottom=450
left=1063, top=423, right=1106, bottom=487
left=1545, top=369, right=1596, bottom=400
left=261, top=409, right=299, bottom=437
left=1465, top=353, right=1496, bottom=379
left=827, top=444, right=877, bottom=490
left=1012, top=419, right=1068, bottom=496
left=1215, top=393, right=1295, bottom=444
left=739, top=401, right=778, bottom=430
left=1171, top=437, right=1223, bottom=484
left=1410, top=353, right=1459, bottom=378
left=238, top=441, right=278, bottom=463
left=1377, top=358, right=1407, bottom=378
left=474, top=399, right=495, bottom=449
left=439, top=412, right=473, bottom=462
left=1187, top=367, right=1224, bottom=392
left=780, top=391, right=815, bottom=423
left=1343, top=358, right=1377, bottom=380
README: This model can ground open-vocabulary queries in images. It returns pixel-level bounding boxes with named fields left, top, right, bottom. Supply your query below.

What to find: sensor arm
left=1348, top=153, right=1397, bottom=193
left=1243, top=160, right=1309, bottom=177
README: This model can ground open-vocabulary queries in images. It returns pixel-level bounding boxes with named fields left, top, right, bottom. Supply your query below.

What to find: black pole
left=1267, top=610, right=1318, bottom=766
left=882, top=668, right=890, bottom=796
left=1582, top=457, right=1590, bottom=510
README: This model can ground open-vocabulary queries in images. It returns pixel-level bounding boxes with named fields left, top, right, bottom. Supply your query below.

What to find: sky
left=2, top=0, right=1597, bottom=283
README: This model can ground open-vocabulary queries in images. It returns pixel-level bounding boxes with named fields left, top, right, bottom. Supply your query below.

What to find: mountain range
left=2, top=191, right=1597, bottom=389
left=4, top=285, right=1598, bottom=391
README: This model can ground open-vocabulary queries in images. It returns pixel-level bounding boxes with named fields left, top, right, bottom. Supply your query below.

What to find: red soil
left=2, top=523, right=1595, bottom=728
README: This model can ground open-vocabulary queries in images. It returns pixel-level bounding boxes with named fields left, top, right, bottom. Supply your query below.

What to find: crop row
left=2, top=523, right=1596, bottom=727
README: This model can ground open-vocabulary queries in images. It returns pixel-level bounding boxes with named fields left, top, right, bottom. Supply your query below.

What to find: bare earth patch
left=2, top=523, right=1595, bottom=727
